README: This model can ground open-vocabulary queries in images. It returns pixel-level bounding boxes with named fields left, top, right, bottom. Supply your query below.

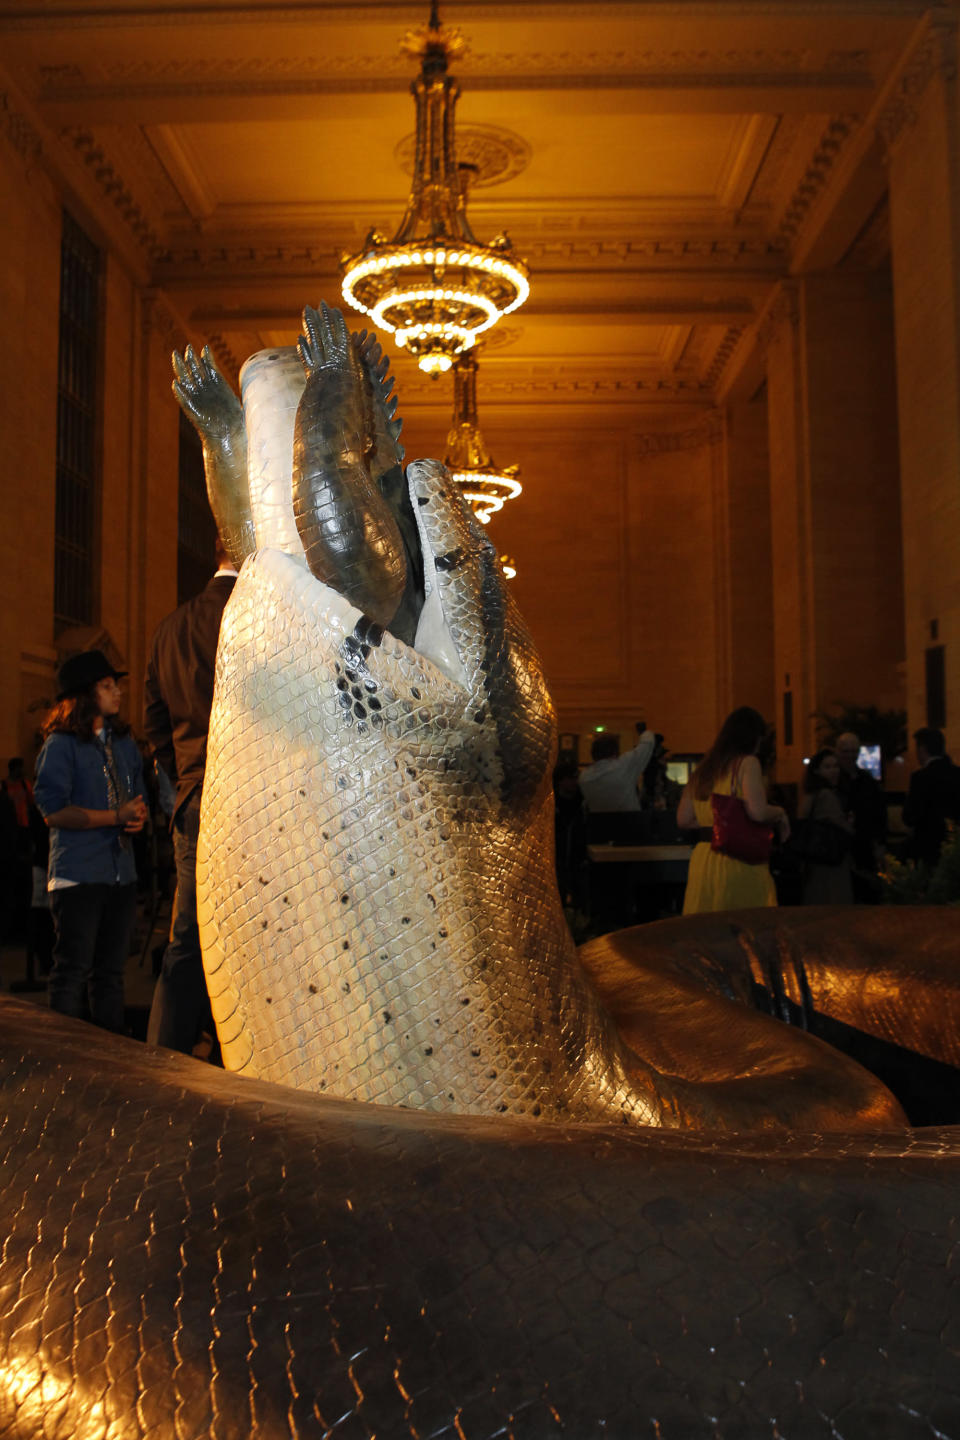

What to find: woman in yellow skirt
left=677, top=706, right=791, bottom=913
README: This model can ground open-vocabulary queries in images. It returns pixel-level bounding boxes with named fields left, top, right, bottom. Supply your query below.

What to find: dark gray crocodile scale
left=1, top=995, right=959, bottom=1440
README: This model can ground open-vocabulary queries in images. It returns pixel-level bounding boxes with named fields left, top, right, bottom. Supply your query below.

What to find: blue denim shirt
left=34, top=728, right=147, bottom=886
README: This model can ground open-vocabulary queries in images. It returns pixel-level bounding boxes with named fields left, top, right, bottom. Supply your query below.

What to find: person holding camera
left=578, top=721, right=656, bottom=844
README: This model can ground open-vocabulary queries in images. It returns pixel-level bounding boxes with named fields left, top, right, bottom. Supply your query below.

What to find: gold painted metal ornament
left=341, top=1, right=529, bottom=376
left=444, top=350, right=521, bottom=524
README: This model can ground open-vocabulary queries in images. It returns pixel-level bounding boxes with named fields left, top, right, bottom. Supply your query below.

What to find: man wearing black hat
left=33, top=649, right=149, bottom=1031
left=144, top=540, right=238, bottom=1057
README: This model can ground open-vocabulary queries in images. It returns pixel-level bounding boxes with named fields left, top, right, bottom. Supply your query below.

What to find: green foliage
left=812, top=703, right=908, bottom=761
left=880, top=823, right=960, bottom=906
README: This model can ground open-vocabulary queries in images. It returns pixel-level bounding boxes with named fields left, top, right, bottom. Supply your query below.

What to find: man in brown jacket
left=144, top=539, right=237, bottom=1055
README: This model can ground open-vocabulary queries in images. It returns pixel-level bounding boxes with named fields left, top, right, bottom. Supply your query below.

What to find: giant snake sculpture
left=2, top=304, right=960, bottom=1437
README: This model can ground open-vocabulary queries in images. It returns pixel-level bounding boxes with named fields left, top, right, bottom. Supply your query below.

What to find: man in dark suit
left=902, top=726, right=960, bottom=869
left=145, top=538, right=238, bottom=1055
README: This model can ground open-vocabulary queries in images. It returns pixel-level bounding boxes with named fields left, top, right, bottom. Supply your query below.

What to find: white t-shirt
left=579, top=732, right=656, bottom=813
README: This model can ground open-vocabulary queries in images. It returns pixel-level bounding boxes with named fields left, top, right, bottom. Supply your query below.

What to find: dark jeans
left=147, top=798, right=212, bottom=1053
left=49, top=882, right=138, bottom=1032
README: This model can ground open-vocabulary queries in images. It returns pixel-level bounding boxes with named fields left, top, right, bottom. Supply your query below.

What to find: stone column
left=762, top=273, right=904, bottom=783
left=880, top=13, right=960, bottom=751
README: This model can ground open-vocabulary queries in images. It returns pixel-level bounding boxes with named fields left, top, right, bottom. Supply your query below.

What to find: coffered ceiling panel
left=153, top=109, right=762, bottom=215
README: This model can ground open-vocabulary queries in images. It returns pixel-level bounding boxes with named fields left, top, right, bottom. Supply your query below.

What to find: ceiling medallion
left=394, top=123, right=532, bottom=189
left=478, top=323, right=522, bottom=353
left=444, top=350, right=521, bottom=524
left=341, top=1, right=529, bottom=376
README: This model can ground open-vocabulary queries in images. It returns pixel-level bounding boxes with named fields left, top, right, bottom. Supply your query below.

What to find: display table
left=587, top=845, right=693, bottom=868
left=586, top=844, right=693, bottom=928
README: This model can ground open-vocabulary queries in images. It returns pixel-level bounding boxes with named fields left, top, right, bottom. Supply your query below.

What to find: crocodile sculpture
left=2, top=305, right=959, bottom=1436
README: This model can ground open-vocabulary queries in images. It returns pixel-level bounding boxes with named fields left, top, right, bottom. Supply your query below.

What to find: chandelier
left=341, top=2, right=529, bottom=376
left=444, top=350, right=521, bottom=523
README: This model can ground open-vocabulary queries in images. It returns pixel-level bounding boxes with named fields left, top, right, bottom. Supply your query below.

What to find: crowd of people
left=555, top=707, right=960, bottom=926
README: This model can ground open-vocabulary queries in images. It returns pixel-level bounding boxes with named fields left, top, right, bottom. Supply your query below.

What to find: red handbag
left=710, top=762, right=773, bottom=865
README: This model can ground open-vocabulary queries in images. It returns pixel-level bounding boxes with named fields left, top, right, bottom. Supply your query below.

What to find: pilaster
left=762, top=274, right=904, bottom=782
left=0, top=93, right=61, bottom=757
left=128, top=292, right=184, bottom=728
left=720, top=394, right=775, bottom=726
left=881, top=10, right=960, bottom=752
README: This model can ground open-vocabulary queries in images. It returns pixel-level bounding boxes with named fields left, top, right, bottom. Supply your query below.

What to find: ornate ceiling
left=0, top=0, right=931, bottom=414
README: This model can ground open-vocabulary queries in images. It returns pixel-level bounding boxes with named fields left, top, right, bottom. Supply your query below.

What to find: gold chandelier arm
left=292, top=304, right=408, bottom=633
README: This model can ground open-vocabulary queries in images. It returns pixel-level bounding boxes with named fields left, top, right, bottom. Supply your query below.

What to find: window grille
left=176, top=409, right=217, bottom=604
left=54, top=212, right=101, bottom=632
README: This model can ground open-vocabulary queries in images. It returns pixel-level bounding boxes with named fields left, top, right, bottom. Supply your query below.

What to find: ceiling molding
left=772, top=114, right=862, bottom=252
left=26, top=46, right=880, bottom=93
left=151, top=227, right=786, bottom=272
left=205, top=331, right=243, bottom=389
left=0, top=89, right=44, bottom=172
left=701, top=325, right=746, bottom=389
left=399, top=372, right=722, bottom=406
left=0, top=1, right=934, bottom=29
left=875, top=9, right=958, bottom=155
left=634, top=411, right=724, bottom=455
left=59, top=126, right=165, bottom=255
left=142, top=289, right=186, bottom=354
left=145, top=122, right=216, bottom=222
left=755, top=279, right=800, bottom=351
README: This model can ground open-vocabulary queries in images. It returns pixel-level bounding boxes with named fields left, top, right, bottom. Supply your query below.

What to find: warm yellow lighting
left=445, top=350, right=522, bottom=522
left=0, top=1358, right=107, bottom=1440
left=453, top=473, right=523, bottom=522
left=420, top=353, right=453, bottom=376
left=500, top=556, right=517, bottom=579
left=340, top=5, right=529, bottom=374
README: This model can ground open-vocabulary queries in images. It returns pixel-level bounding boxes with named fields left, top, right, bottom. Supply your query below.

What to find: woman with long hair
left=677, top=706, right=790, bottom=914
left=34, top=650, right=148, bottom=1031
left=799, top=747, right=854, bottom=905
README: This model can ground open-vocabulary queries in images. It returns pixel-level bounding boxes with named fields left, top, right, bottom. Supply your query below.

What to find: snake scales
left=2, top=307, right=959, bottom=1435
left=1, top=938, right=960, bottom=1439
